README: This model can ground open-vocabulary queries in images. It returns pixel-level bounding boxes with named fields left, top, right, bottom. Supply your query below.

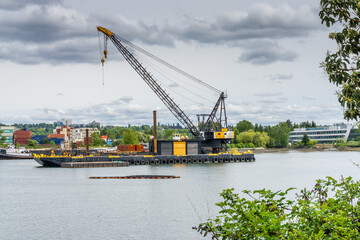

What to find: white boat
left=0, top=145, right=33, bottom=159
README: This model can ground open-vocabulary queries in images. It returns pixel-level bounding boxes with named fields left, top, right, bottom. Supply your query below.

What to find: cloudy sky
left=0, top=0, right=351, bottom=126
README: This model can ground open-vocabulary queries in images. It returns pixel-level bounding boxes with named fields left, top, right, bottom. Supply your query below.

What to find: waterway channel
left=1, top=151, right=359, bottom=240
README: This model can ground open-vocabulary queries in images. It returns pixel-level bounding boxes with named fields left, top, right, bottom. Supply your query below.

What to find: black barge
left=34, top=152, right=255, bottom=167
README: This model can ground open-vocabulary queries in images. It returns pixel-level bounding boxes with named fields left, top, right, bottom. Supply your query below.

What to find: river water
left=1, top=151, right=359, bottom=240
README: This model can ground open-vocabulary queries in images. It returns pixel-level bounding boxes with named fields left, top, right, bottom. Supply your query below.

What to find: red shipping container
left=135, top=145, right=144, bottom=152
left=117, top=145, right=136, bottom=151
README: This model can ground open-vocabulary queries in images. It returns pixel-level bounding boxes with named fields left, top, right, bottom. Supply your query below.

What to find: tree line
left=1, top=120, right=321, bottom=148
left=231, top=119, right=319, bottom=148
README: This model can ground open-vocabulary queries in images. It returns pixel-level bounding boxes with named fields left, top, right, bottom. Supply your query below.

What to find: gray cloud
left=175, top=3, right=319, bottom=43
left=302, top=96, right=316, bottom=101
left=169, top=83, right=180, bottom=88
left=254, top=92, right=283, bottom=97
left=259, top=97, right=288, bottom=104
left=239, top=41, right=298, bottom=65
left=0, top=38, right=98, bottom=64
left=99, top=96, right=134, bottom=106
left=227, top=103, right=343, bottom=125
left=0, top=5, right=91, bottom=43
left=0, top=98, right=345, bottom=126
left=94, top=14, right=174, bottom=47
left=269, top=73, right=294, bottom=81
left=0, top=3, right=173, bottom=65
left=0, top=2, right=317, bottom=65
left=29, top=98, right=152, bottom=124
left=0, top=0, right=62, bottom=10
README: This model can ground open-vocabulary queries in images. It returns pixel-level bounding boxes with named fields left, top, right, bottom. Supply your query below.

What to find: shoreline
left=243, top=147, right=360, bottom=154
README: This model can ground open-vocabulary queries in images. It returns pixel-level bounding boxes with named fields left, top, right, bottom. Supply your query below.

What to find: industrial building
left=14, top=129, right=32, bottom=145
left=289, top=123, right=359, bottom=143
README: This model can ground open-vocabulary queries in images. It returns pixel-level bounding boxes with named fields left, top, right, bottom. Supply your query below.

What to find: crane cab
left=201, top=128, right=234, bottom=140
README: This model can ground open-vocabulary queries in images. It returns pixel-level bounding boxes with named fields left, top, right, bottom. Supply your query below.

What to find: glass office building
left=289, top=123, right=356, bottom=143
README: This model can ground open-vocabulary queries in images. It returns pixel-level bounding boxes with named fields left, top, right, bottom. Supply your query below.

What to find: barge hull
left=35, top=153, right=255, bottom=167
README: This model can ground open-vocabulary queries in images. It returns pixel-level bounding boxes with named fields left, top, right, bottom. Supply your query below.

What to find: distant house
left=47, top=134, right=65, bottom=145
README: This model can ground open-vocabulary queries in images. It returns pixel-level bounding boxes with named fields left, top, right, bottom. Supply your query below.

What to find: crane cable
left=131, top=49, right=216, bottom=105
left=98, top=31, right=105, bottom=86
left=128, top=48, right=207, bottom=107
left=116, top=35, right=222, bottom=94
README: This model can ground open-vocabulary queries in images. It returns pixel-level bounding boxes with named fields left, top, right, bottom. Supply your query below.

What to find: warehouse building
left=14, top=129, right=32, bottom=145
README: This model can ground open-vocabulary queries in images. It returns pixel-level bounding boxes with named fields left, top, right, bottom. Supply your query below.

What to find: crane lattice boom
left=97, top=26, right=232, bottom=142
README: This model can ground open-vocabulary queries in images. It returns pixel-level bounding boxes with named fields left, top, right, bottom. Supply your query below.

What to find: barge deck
left=34, top=151, right=255, bottom=167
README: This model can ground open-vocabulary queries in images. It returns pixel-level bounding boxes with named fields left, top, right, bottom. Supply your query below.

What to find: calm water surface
left=1, top=151, right=360, bottom=240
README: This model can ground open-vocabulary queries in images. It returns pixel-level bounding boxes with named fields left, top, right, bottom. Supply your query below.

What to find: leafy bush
left=112, top=139, right=123, bottom=147
left=27, top=139, right=38, bottom=147
left=236, top=130, right=269, bottom=148
left=41, top=138, right=49, bottom=144
left=348, top=141, right=360, bottom=147
left=335, top=142, right=348, bottom=147
left=195, top=176, right=360, bottom=239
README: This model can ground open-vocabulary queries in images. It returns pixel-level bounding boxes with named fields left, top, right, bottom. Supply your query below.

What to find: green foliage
left=348, top=140, right=360, bottom=147
left=137, top=132, right=150, bottom=143
left=123, top=128, right=139, bottom=145
left=27, top=139, right=38, bottom=147
left=236, top=130, right=269, bottom=148
left=301, top=134, right=310, bottom=145
left=233, top=128, right=239, bottom=139
left=41, top=138, right=50, bottom=144
left=50, top=140, right=55, bottom=145
left=292, top=139, right=317, bottom=148
left=307, top=140, right=317, bottom=147
left=236, top=120, right=254, bottom=133
left=195, top=176, right=360, bottom=239
left=236, top=130, right=255, bottom=144
left=0, top=129, right=6, bottom=144
left=112, top=139, right=123, bottom=147
left=335, top=140, right=360, bottom=147
left=13, top=123, right=54, bottom=136
left=90, top=132, right=106, bottom=147
left=319, top=0, right=360, bottom=120
left=164, top=129, right=176, bottom=140
left=267, top=122, right=291, bottom=148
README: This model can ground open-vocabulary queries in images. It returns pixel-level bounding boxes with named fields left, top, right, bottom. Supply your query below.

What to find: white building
left=289, top=123, right=354, bottom=143
left=70, top=128, right=100, bottom=143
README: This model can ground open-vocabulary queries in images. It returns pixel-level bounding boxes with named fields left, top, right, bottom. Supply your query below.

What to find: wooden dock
left=61, top=161, right=129, bottom=168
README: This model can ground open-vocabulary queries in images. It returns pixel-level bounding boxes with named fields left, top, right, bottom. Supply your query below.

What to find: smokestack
left=85, top=129, right=89, bottom=155
left=153, top=110, right=157, bottom=154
